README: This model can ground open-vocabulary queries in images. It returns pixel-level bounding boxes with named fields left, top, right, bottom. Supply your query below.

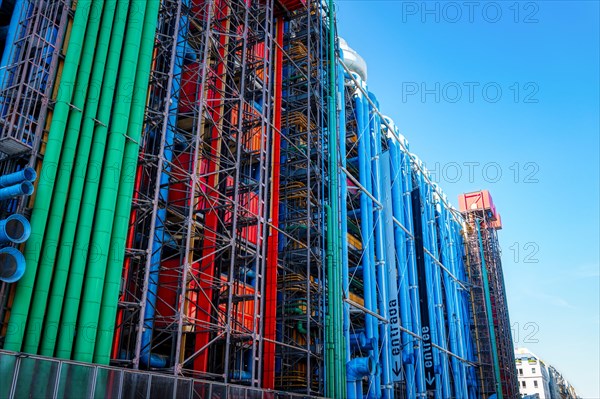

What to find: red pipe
left=111, top=160, right=144, bottom=360
left=262, top=17, right=284, bottom=390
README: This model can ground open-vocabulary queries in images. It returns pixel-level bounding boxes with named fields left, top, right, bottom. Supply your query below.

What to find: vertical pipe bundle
left=55, top=0, right=132, bottom=359
left=4, top=0, right=94, bottom=352
left=23, top=0, right=108, bottom=354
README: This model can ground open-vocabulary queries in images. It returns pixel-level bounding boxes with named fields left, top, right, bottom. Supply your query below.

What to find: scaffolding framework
left=274, top=2, right=329, bottom=395
left=0, top=2, right=519, bottom=398
left=463, top=212, right=519, bottom=399
left=115, top=0, right=282, bottom=388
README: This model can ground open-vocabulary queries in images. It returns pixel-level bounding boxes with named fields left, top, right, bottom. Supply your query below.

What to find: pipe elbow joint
left=347, top=356, right=376, bottom=381
left=350, top=332, right=376, bottom=351
left=139, top=350, right=168, bottom=368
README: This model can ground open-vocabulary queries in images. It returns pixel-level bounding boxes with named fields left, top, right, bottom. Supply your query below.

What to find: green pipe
left=476, top=221, right=504, bottom=399
left=54, top=0, right=131, bottom=360
left=38, top=0, right=120, bottom=357
left=326, top=0, right=346, bottom=396
left=72, top=0, right=149, bottom=363
left=297, top=320, right=307, bottom=335
left=94, top=0, right=160, bottom=365
left=325, top=204, right=335, bottom=398
left=22, top=0, right=108, bottom=354
left=3, top=0, right=93, bottom=352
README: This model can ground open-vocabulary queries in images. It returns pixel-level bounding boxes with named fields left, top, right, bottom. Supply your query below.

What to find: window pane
left=13, top=357, right=59, bottom=398
left=94, top=367, right=122, bottom=398
left=56, top=363, right=95, bottom=398
left=0, top=353, right=17, bottom=398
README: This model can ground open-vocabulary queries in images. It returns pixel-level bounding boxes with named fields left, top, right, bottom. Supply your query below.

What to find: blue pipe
left=418, top=176, right=447, bottom=399
left=405, top=163, right=426, bottom=398
left=338, top=64, right=353, bottom=398
left=368, top=92, right=392, bottom=399
left=415, top=172, right=437, bottom=397
left=426, top=186, right=451, bottom=399
left=0, top=180, right=33, bottom=200
left=347, top=356, right=376, bottom=380
left=350, top=332, right=377, bottom=351
left=347, top=356, right=376, bottom=399
left=0, top=167, right=36, bottom=187
left=0, top=0, right=23, bottom=88
left=139, top=3, right=191, bottom=368
left=0, top=214, right=30, bottom=244
left=449, top=209, right=470, bottom=397
left=359, top=84, right=382, bottom=399
left=352, top=81, right=376, bottom=399
left=436, top=201, right=466, bottom=398
left=0, top=246, right=25, bottom=282
left=456, top=222, right=479, bottom=399
left=388, top=136, right=416, bottom=398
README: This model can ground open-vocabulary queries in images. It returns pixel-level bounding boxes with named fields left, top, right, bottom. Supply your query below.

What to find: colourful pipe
left=0, top=247, right=25, bottom=283
left=368, top=92, right=392, bottom=399
left=263, top=17, right=284, bottom=389
left=387, top=136, right=416, bottom=398
left=0, top=167, right=36, bottom=187
left=95, top=0, right=160, bottom=365
left=3, top=0, right=93, bottom=352
left=325, top=1, right=345, bottom=395
left=352, top=81, right=377, bottom=399
left=423, top=182, right=451, bottom=398
left=0, top=214, right=30, bottom=244
left=338, top=66, right=352, bottom=398
left=138, top=0, right=189, bottom=368
left=194, top=0, right=230, bottom=372
left=23, top=0, right=107, bottom=354
left=53, top=0, right=131, bottom=359
left=364, top=88, right=381, bottom=399
left=0, top=0, right=23, bottom=88
left=0, top=181, right=32, bottom=201
left=438, top=201, right=469, bottom=398
left=407, top=180, right=427, bottom=397
left=72, top=0, right=149, bottom=363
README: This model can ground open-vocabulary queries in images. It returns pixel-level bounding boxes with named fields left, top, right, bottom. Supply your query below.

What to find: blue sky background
left=336, top=1, right=599, bottom=396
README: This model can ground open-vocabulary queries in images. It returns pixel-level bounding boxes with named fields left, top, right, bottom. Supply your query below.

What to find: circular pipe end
left=0, top=247, right=26, bottom=283
left=1, top=214, right=31, bottom=243
left=20, top=181, right=34, bottom=196
left=23, top=167, right=37, bottom=182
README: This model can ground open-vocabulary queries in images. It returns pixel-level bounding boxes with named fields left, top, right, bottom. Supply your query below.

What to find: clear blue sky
left=336, top=1, right=599, bottom=397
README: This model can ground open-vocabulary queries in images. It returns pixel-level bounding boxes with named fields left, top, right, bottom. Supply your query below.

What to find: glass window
left=532, top=367, right=536, bottom=374
left=519, top=368, right=523, bottom=375
left=522, top=381, right=526, bottom=388
left=534, top=381, right=538, bottom=388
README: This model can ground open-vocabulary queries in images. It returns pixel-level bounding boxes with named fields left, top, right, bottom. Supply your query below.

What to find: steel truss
left=463, top=212, right=519, bottom=399
left=274, top=1, right=329, bottom=396
left=115, top=0, right=277, bottom=389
